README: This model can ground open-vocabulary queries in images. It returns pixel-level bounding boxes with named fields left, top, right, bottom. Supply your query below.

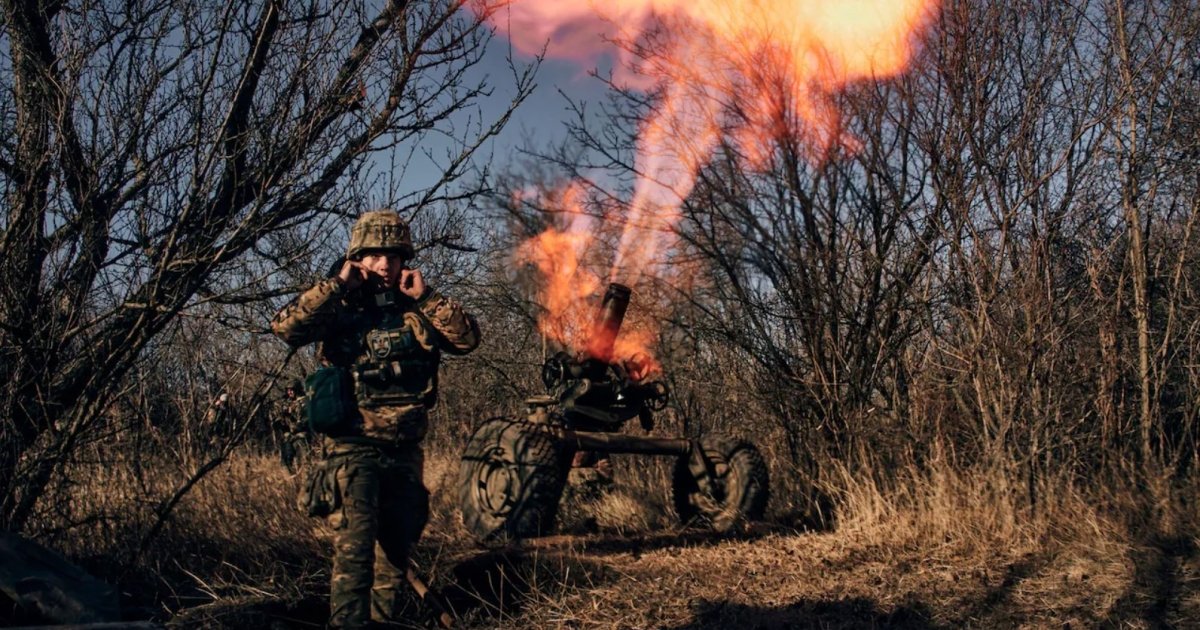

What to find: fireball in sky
left=499, top=0, right=939, bottom=363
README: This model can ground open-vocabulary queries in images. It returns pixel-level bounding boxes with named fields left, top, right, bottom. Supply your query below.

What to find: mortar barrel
left=588, top=282, right=631, bottom=362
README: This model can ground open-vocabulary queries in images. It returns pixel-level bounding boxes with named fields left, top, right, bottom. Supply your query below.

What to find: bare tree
left=1101, top=0, right=1200, bottom=467
left=0, top=0, right=534, bottom=532
left=480, top=0, right=1200, bottom=502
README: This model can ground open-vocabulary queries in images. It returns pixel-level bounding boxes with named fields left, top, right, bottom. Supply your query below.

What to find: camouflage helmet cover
left=346, top=210, right=414, bottom=260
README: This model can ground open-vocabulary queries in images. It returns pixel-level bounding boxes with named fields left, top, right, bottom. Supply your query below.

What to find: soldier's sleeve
left=270, top=278, right=346, bottom=347
left=417, top=289, right=481, bottom=355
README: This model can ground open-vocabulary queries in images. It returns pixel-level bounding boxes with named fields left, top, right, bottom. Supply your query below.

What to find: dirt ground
left=165, top=474, right=1200, bottom=629
left=165, top=528, right=1200, bottom=629
left=406, top=528, right=1199, bottom=629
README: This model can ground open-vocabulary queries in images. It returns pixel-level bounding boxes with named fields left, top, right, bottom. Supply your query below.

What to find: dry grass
left=428, top=457, right=1195, bottom=629
left=26, top=444, right=1200, bottom=629
left=34, top=445, right=327, bottom=622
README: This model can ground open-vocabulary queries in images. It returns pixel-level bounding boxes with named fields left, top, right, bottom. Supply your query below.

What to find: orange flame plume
left=501, top=0, right=938, bottom=367
left=514, top=185, right=662, bottom=373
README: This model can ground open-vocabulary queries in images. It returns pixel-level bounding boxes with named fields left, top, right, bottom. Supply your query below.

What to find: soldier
left=204, top=392, right=229, bottom=427
left=273, top=380, right=308, bottom=472
left=201, top=392, right=231, bottom=448
left=270, top=210, right=480, bottom=629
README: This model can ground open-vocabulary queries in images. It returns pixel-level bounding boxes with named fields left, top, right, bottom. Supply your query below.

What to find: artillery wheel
left=459, top=418, right=569, bottom=543
left=672, top=434, right=769, bottom=533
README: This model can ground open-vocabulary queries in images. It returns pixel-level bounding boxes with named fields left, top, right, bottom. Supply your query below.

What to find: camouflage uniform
left=272, top=388, right=308, bottom=471
left=271, top=211, right=479, bottom=628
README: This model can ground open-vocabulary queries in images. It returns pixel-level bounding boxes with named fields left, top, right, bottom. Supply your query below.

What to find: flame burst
left=514, top=187, right=601, bottom=351
left=501, top=0, right=938, bottom=364
left=514, top=186, right=661, bottom=370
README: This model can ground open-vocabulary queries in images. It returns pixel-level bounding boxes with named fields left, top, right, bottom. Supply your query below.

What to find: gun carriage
left=458, top=283, right=770, bottom=542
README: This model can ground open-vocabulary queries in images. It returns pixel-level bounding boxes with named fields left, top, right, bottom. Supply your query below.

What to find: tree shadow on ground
left=438, top=545, right=620, bottom=626
left=945, top=553, right=1039, bottom=626
left=670, top=597, right=942, bottom=630
left=519, top=523, right=784, bottom=558
left=1107, top=534, right=1195, bottom=628
left=169, top=595, right=328, bottom=629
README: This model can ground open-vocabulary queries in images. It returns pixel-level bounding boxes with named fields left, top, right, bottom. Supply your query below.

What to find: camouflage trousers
left=324, top=441, right=429, bottom=629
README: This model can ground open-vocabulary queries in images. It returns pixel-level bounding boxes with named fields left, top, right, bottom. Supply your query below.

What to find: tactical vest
left=319, top=290, right=440, bottom=409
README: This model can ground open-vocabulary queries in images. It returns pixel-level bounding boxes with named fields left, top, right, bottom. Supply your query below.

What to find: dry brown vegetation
left=26, top=444, right=1200, bottom=628
left=5, top=0, right=1200, bottom=627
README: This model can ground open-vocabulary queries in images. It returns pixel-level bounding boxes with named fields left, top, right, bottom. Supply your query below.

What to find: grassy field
left=27, top=443, right=1200, bottom=629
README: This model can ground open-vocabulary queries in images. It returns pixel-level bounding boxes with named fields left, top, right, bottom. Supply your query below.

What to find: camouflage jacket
left=270, top=278, right=480, bottom=442
left=271, top=396, right=306, bottom=433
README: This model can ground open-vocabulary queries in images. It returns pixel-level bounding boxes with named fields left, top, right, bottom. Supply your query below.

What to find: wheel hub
left=476, top=449, right=518, bottom=516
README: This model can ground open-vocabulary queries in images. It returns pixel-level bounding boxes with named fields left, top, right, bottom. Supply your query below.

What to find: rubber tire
left=459, top=418, right=569, bottom=543
left=672, top=434, right=770, bottom=532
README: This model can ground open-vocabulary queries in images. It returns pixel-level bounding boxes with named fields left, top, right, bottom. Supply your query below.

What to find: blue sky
left=391, top=29, right=616, bottom=201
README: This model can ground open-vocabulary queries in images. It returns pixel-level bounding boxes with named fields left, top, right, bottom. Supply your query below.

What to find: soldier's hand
left=398, top=268, right=426, bottom=300
left=337, top=260, right=368, bottom=289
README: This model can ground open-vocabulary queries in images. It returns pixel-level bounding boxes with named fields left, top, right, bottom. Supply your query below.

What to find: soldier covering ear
left=270, top=210, right=480, bottom=628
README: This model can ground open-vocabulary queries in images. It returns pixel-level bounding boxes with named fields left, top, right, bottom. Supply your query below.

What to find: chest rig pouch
left=354, top=312, right=439, bottom=407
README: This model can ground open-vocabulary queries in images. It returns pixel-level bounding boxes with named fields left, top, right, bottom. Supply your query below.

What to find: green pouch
left=305, top=366, right=357, bottom=436
left=297, top=461, right=342, bottom=517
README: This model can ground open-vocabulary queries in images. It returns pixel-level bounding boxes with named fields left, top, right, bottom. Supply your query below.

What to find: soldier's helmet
left=346, top=210, right=414, bottom=260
